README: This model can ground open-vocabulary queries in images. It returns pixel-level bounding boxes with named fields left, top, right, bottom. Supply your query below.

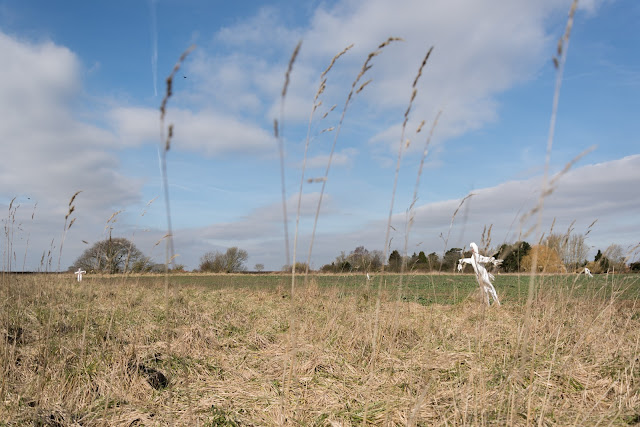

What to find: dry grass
left=1, top=273, right=638, bottom=425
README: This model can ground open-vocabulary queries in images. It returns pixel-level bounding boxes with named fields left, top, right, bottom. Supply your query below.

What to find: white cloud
left=303, top=148, right=357, bottom=169
left=215, top=7, right=302, bottom=48
left=0, top=32, right=140, bottom=209
left=302, top=0, right=564, bottom=151
left=186, top=51, right=272, bottom=114
left=185, top=47, right=317, bottom=124
left=0, top=32, right=79, bottom=112
left=395, top=154, right=640, bottom=254
left=181, top=0, right=593, bottom=161
left=195, top=191, right=333, bottom=241
left=109, top=107, right=276, bottom=155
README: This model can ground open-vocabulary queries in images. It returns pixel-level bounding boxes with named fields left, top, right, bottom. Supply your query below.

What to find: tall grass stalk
left=524, top=0, right=578, bottom=322
left=57, top=191, right=81, bottom=272
left=283, top=44, right=353, bottom=413
left=158, top=45, right=195, bottom=350
left=159, top=46, right=195, bottom=271
left=370, top=46, right=434, bottom=369
left=275, top=40, right=302, bottom=414
left=293, top=44, right=352, bottom=288
left=304, top=38, right=403, bottom=280
left=276, top=40, right=302, bottom=279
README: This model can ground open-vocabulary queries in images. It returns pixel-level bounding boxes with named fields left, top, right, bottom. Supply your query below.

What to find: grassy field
left=110, top=271, right=639, bottom=305
left=1, top=272, right=639, bottom=425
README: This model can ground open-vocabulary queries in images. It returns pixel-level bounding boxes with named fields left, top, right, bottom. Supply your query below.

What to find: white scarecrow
left=457, top=242, right=502, bottom=306
left=74, top=268, right=86, bottom=282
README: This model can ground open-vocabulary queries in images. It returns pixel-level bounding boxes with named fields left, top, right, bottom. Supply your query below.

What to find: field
left=1, top=272, right=639, bottom=425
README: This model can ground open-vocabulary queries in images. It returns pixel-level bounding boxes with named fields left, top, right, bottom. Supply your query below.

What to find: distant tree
left=629, top=262, right=640, bottom=272
left=407, top=252, right=419, bottom=270
left=199, top=247, right=248, bottom=273
left=148, top=263, right=167, bottom=273
left=370, top=250, right=384, bottom=271
left=442, top=248, right=463, bottom=272
left=334, top=251, right=348, bottom=270
left=588, top=249, right=609, bottom=273
left=587, top=245, right=627, bottom=273
left=254, top=263, right=265, bottom=272
left=199, top=252, right=224, bottom=272
left=338, top=260, right=352, bottom=272
left=320, top=254, right=351, bottom=272
left=73, top=237, right=153, bottom=274
left=410, top=251, right=428, bottom=270
left=604, top=244, right=626, bottom=271
left=426, top=252, right=440, bottom=271
left=345, top=246, right=384, bottom=272
left=347, top=246, right=368, bottom=271
left=594, top=249, right=603, bottom=262
left=131, top=258, right=155, bottom=273
left=544, top=233, right=568, bottom=262
left=332, top=249, right=375, bottom=272
left=388, top=250, right=402, bottom=272
left=283, top=262, right=310, bottom=273
left=565, top=234, right=589, bottom=272
left=320, top=262, right=337, bottom=273
left=171, top=264, right=186, bottom=273
left=148, top=263, right=186, bottom=273
left=521, top=245, right=566, bottom=273
left=543, top=232, right=589, bottom=272
left=497, top=241, right=531, bottom=272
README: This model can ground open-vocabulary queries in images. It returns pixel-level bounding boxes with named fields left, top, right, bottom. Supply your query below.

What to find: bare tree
left=566, top=234, right=589, bottom=272
left=604, top=244, right=626, bottom=271
left=199, top=247, right=248, bottom=273
left=282, top=262, right=309, bottom=273
left=72, top=237, right=152, bottom=274
left=545, top=232, right=589, bottom=272
left=545, top=233, right=569, bottom=265
left=254, top=263, right=265, bottom=272
left=346, top=246, right=384, bottom=272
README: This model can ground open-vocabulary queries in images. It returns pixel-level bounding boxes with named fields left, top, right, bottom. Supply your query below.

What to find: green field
left=103, top=271, right=640, bottom=305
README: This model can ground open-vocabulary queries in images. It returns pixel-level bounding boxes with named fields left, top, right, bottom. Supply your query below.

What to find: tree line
left=71, top=233, right=638, bottom=274
left=320, top=233, right=635, bottom=274
left=71, top=237, right=186, bottom=274
left=71, top=239, right=247, bottom=274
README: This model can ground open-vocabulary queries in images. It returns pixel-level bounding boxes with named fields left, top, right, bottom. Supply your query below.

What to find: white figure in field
left=583, top=267, right=593, bottom=278
left=74, top=268, right=86, bottom=282
left=457, top=242, right=503, bottom=306
left=366, top=273, right=371, bottom=281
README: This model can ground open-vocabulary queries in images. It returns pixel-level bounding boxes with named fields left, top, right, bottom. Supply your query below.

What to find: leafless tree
left=199, top=247, right=248, bottom=273
left=72, top=237, right=152, bottom=273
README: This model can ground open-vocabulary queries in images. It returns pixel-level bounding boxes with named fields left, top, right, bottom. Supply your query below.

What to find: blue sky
left=1, top=0, right=639, bottom=272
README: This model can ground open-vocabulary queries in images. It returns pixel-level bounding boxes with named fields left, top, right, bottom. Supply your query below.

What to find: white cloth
left=74, top=269, right=86, bottom=282
left=458, top=242, right=501, bottom=306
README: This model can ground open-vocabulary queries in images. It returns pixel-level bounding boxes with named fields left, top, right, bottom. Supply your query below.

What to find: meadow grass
left=1, top=272, right=639, bottom=425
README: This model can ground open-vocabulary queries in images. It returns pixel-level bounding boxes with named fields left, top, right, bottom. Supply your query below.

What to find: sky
left=1, top=0, right=639, bottom=272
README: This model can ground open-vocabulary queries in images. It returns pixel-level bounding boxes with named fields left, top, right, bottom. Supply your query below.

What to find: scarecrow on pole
left=458, top=242, right=502, bottom=306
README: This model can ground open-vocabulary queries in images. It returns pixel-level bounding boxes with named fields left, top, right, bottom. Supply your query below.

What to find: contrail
left=149, top=0, right=158, bottom=97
